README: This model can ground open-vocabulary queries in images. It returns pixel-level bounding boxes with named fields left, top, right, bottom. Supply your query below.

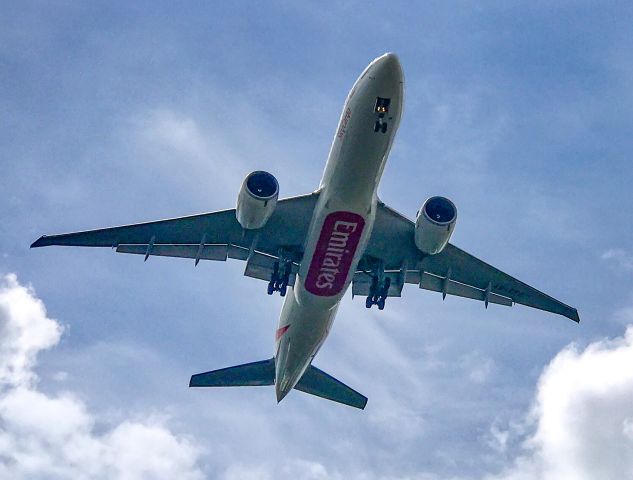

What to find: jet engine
left=236, top=171, right=279, bottom=230
left=414, top=196, right=457, bottom=255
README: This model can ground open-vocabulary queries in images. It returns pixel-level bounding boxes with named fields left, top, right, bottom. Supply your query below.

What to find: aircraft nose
left=373, top=52, right=403, bottom=82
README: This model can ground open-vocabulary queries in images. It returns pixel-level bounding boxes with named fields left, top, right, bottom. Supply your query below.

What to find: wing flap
left=351, top=271, right=405, bottom=298
left=413, top=271, right=512, bottom=307
left=116, top=242, right=298, bottom=285
left=116, top=243, right=229, bottom=261
left=243, top=252, right=298, bottom=286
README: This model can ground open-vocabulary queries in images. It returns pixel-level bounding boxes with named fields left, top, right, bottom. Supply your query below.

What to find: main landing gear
left=365, top=273, right=391, bottom=310
left=268, top=256, right=292, bottom=297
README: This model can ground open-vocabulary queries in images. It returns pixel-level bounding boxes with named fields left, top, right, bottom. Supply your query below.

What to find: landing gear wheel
left=267, top=282, right=275, bottom=295
left=280, top=284, right=287, bottom=297
left=377, top=298, right=385, bottom=310
left=381, top=122, right=388, bottom=134
left=365, top=297, right=373, bottom=309
left=374, top=121, right=381, bottom=133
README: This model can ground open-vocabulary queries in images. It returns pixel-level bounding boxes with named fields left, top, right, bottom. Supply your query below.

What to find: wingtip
left=30, top=236, right=48, bottom=248
left=565, top=308, right=580, bottom=323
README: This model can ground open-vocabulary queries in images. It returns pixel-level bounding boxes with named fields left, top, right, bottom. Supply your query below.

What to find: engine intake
left=415, top=196, right=457, bottom=255
left=236, top=171, right=279, bottom=230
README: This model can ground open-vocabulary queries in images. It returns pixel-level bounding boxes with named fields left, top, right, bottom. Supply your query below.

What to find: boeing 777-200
left=31, top=53, right=579, bottom=409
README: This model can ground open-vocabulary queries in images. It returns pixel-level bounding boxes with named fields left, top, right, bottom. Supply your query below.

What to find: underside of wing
left=31, top=193, right=318, bottom=286
left=356, top=202, right=579, bottom=322
left=422, top=244, right=579, bottom=322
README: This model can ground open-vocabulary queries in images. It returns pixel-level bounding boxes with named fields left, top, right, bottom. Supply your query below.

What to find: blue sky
left=2, top=2, right=633, bottom=479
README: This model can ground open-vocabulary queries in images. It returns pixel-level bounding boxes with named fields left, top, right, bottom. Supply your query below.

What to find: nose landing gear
left=373, top=97, right=391, bottom=134
left=374, top=119, right=388, bottom=133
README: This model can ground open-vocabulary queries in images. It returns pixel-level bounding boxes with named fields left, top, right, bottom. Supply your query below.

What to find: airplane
left=31, top=53, right=579, bottom=410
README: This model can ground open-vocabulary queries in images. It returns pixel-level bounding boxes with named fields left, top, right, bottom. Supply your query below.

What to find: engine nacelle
left=414, top=196, right=457, bottom=255
left=236, top=171, right=279, bottom=230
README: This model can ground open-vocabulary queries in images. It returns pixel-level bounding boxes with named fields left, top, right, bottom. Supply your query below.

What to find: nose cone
left=372, top=52, right=403, bottom=82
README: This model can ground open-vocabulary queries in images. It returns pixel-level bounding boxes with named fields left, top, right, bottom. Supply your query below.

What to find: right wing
left=31, top=193, right=319, bottom=285
left=356, top=202, right=579, bottom=322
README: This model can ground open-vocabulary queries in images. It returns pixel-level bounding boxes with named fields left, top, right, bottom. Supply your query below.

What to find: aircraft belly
left=274, top=284, right=337, bottom=393
left=295, top=204, right=375, bottom=308
left=274, top=196, right=376, bottom=393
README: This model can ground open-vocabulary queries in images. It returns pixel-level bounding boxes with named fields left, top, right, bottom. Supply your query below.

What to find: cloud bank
left=488, top=327, right=633, bottom=480
left=0, top=274, right=204, bottom=480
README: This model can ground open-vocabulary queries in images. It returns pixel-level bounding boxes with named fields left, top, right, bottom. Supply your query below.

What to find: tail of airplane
left=190, top=358, right=367, bottom=409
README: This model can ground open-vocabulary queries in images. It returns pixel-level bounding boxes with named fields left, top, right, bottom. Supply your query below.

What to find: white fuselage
left=274, top=53, right=404, bottom=401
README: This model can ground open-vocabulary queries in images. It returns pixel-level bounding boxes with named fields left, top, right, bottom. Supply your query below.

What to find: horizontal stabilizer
left=189, top=358, right=275, bottom=387
left=295, top=365, right=367, bottom=410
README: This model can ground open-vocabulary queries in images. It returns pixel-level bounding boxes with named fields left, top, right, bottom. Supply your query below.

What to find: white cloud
left=138, top=109, right=210, bottom=160
left=487, top=327, right=633, bottom=480
left=0, top=273, right=62, bottom=388
left=223, top=459, right=337, bottom=480
left=613, top=304, right=633, bottom=326
left=459, top=351, right=495, bottom=384
left=221, top=459, right=470, bottom=480
left=602, top=248, right=633, bottom=271
left=129, top=108, right=246, bottom=202
left=0, top=274, right=204, bottom=480
left=509, top=187, right=585, bottom=244
left=129, top=103, right=310, bottom=203
left=400, top=78, right=509, bottom=191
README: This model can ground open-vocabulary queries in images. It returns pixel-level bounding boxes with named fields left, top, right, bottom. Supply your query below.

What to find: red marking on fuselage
left=337, top=108, right=352, bottom=138
left=305, top=211, right=365, bottom=297
left=275, top=325, right=290, bottom=341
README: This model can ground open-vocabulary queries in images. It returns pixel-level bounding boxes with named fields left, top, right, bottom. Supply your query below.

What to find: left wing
left=355, top=202, right=580, bottom=322
left=31, top=193, right=319, bottom=285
